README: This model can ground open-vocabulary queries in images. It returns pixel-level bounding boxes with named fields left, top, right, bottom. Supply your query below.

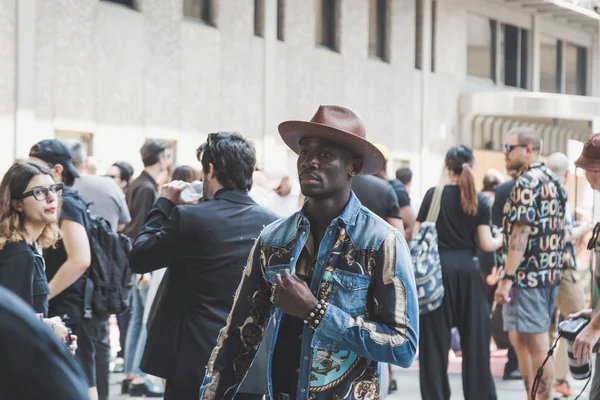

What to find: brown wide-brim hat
left=575, top=133, right=600, bottom=171
left=278, top=105, right=386, bottom=175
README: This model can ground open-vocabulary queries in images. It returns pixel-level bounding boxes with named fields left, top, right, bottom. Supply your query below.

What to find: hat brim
left=278, top=121, right=386, bottom=175
left=574, top=154, right=600, bottom=172
left=66, top=162, right=80, bottom=179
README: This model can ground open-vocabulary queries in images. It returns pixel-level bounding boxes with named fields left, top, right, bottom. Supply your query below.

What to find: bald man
left=546, top=152, right=593, bottom=396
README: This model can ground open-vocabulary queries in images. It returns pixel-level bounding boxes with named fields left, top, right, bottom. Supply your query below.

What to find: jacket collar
left=213, top=188, right=256, bottom=206
left=140, top=170, right=159, bottom=190
left=299, top=191, right=361, bottom=229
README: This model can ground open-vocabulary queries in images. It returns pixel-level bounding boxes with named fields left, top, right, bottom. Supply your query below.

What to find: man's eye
left=299, top=150, right=308, bottom=155
left=320, top=152, right=331, bottom=158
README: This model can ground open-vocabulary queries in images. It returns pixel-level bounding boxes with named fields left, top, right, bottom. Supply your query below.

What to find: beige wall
left=1, top=0, right=596, bottom=202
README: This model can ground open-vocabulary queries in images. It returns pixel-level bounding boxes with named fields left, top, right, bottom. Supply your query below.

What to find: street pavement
left=110, top=366, right=591, bottom=399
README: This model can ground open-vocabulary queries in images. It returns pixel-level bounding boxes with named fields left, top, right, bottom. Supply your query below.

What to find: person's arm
left=312, top=230, right=419, bottom=367
left=128, top=199, right=183, bottom=274
left=386, top=217, right=405, bottom=237
left=129, top=182, right=192, bottom=274
left=48, top=220, right=91, bottom=300
left=477, top=225, right=503, bottom=252
left=566, top=221, right=594, bottom=242
left=201, top=238, right=273, bottom=400
left=400, top=205, right=416, bottom=241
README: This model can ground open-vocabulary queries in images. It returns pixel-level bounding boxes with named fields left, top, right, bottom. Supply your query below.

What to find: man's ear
left=350, top=157, right=363, bottom=177
left=207, top=163, right=216, bottom=180
left=54, top=164, right=64, bottom=177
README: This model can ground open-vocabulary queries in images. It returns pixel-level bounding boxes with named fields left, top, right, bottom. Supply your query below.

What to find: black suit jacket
left=129, top=189, right=279, bottom=390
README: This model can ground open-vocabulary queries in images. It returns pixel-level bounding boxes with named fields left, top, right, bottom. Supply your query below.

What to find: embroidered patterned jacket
left=200, top=192, right=419, bottom=400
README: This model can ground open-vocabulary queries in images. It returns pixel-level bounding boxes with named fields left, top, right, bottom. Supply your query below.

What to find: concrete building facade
left=1, top=0, right=600, bottom=200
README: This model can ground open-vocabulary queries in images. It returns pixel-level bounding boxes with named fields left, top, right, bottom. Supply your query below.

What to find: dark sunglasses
left=502, top=144, right=541, bottom=153
left=587, top=222, right=600, bottom=251
left=17, top=183, right=64, bottom=201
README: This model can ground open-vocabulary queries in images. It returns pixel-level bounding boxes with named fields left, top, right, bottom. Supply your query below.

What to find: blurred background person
left=374, top=144, right=416, bottom=241
left=0, top=285, right=88, bottom=400
left=106, top=162, right=135, bottom=195
left=416, top=145, right=502, bottom=400
left=86, top=157, right=100, bottom=176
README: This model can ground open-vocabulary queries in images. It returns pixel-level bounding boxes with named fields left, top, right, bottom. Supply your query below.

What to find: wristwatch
left=502, top=272, right=517, bottom=283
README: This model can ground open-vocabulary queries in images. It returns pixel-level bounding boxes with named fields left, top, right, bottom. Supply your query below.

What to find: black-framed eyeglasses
left=587, top=222, right=600, bottom=251
left=17, top=183, right=64, bottom=201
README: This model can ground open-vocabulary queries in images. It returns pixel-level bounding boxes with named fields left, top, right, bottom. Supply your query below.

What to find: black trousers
left=419, top=250, right=497, bottom=400
left=67, top=315, right=110, bottom=399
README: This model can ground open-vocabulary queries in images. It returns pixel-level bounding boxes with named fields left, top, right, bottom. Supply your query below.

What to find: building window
left=316, top=0, right=339, bottom=51
left=466, top=13, right=495, bottom=81
left=431, top=0, right=437, bottom=72
left=254, top=0, right=264, bottom=37
left=101, top=0, right=137, bottom=10
left=368, top=0, right=389, bottom=61
left=566, top=43, right=587, bottom=96
left=501, top=24, right=529, bottom=89
left=277, top=0, right=285, bottom=41
left=540, top=35, right=560, bottom=93
left=183, top=0, right=215, bottom=26
left=415, top=0, right=423, bottom=70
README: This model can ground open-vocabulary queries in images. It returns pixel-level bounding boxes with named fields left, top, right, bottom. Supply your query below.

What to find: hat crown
left=583, top=134, right=600, bottom=157
left=310, top=105, right=366, bottom=140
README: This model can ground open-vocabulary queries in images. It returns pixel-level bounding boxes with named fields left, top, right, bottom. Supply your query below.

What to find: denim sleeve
left=312, top=230, right=419, bottom=368
left=200, top=237, right=273, bottom=400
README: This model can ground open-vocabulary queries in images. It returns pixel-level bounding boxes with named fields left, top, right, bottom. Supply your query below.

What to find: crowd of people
left=1, top=102, right=600, bottom=400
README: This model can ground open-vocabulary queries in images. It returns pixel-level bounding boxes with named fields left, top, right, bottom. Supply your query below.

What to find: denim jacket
left=200, top=192, right=419, bottom=400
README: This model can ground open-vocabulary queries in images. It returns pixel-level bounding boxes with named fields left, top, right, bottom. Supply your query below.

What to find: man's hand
left=486, top=267, right=499, bottom=287
left=138, top=273, right=151, bottom=288
left=272, top=269, right=319, bottom=319
left=159, top=180, right=192, bottom=205
left=573, top=323, right=600, bottom=364
left=494, top=279, right=512, bottom=305
left=570, top=309, right=593, bottom=320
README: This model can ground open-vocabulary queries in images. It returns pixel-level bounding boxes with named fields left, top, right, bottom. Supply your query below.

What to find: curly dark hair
left=196, top=132, right=256, bottom=191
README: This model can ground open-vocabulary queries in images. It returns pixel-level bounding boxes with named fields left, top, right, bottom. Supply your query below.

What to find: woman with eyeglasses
left=0, top=161, right=74, bottom=347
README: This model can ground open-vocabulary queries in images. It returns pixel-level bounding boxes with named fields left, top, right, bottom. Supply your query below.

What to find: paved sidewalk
left=109, top=367, right=591, bottom=399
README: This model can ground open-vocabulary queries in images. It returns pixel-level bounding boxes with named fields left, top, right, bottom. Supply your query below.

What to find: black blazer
left=129, top=189, right=279, bottom=390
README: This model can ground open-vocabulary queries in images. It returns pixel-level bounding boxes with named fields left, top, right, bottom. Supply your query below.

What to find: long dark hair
left=0, top=161, right=61, bottom=250
left=445, top=145, right=477, bottom=216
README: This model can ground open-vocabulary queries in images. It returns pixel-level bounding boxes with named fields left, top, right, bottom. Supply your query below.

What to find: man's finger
left=274, top=274, right=284, bottom=286
left=574, top=340, right=582, bottom=364
left=282, top=269, right=292, bottom=281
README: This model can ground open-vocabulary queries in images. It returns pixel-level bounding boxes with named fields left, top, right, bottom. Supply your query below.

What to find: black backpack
left=83, top=210, right=133, bottom=317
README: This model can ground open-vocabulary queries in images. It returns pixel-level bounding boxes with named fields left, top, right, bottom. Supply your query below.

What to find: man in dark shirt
left=351, top=175, right=405, bottom=236
left=121, top=139, right=169, bottom=397
left=0, top=286, right=89, bottom=400
left=129, top=132, right=278, bottom=399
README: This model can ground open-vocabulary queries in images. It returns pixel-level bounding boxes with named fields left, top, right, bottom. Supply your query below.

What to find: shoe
left=120, top=378, right=132, bottom=395
left=503, top=369, right=521, bottom=380
left=553, top=380, right=573, bottom=397
left=388, top=379, right=398, bottom=393
left=128, top=381, right=164, bottom=398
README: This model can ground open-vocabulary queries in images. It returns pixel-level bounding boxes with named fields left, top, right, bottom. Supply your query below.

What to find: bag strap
left=425, top=185, right=444, bottom=223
